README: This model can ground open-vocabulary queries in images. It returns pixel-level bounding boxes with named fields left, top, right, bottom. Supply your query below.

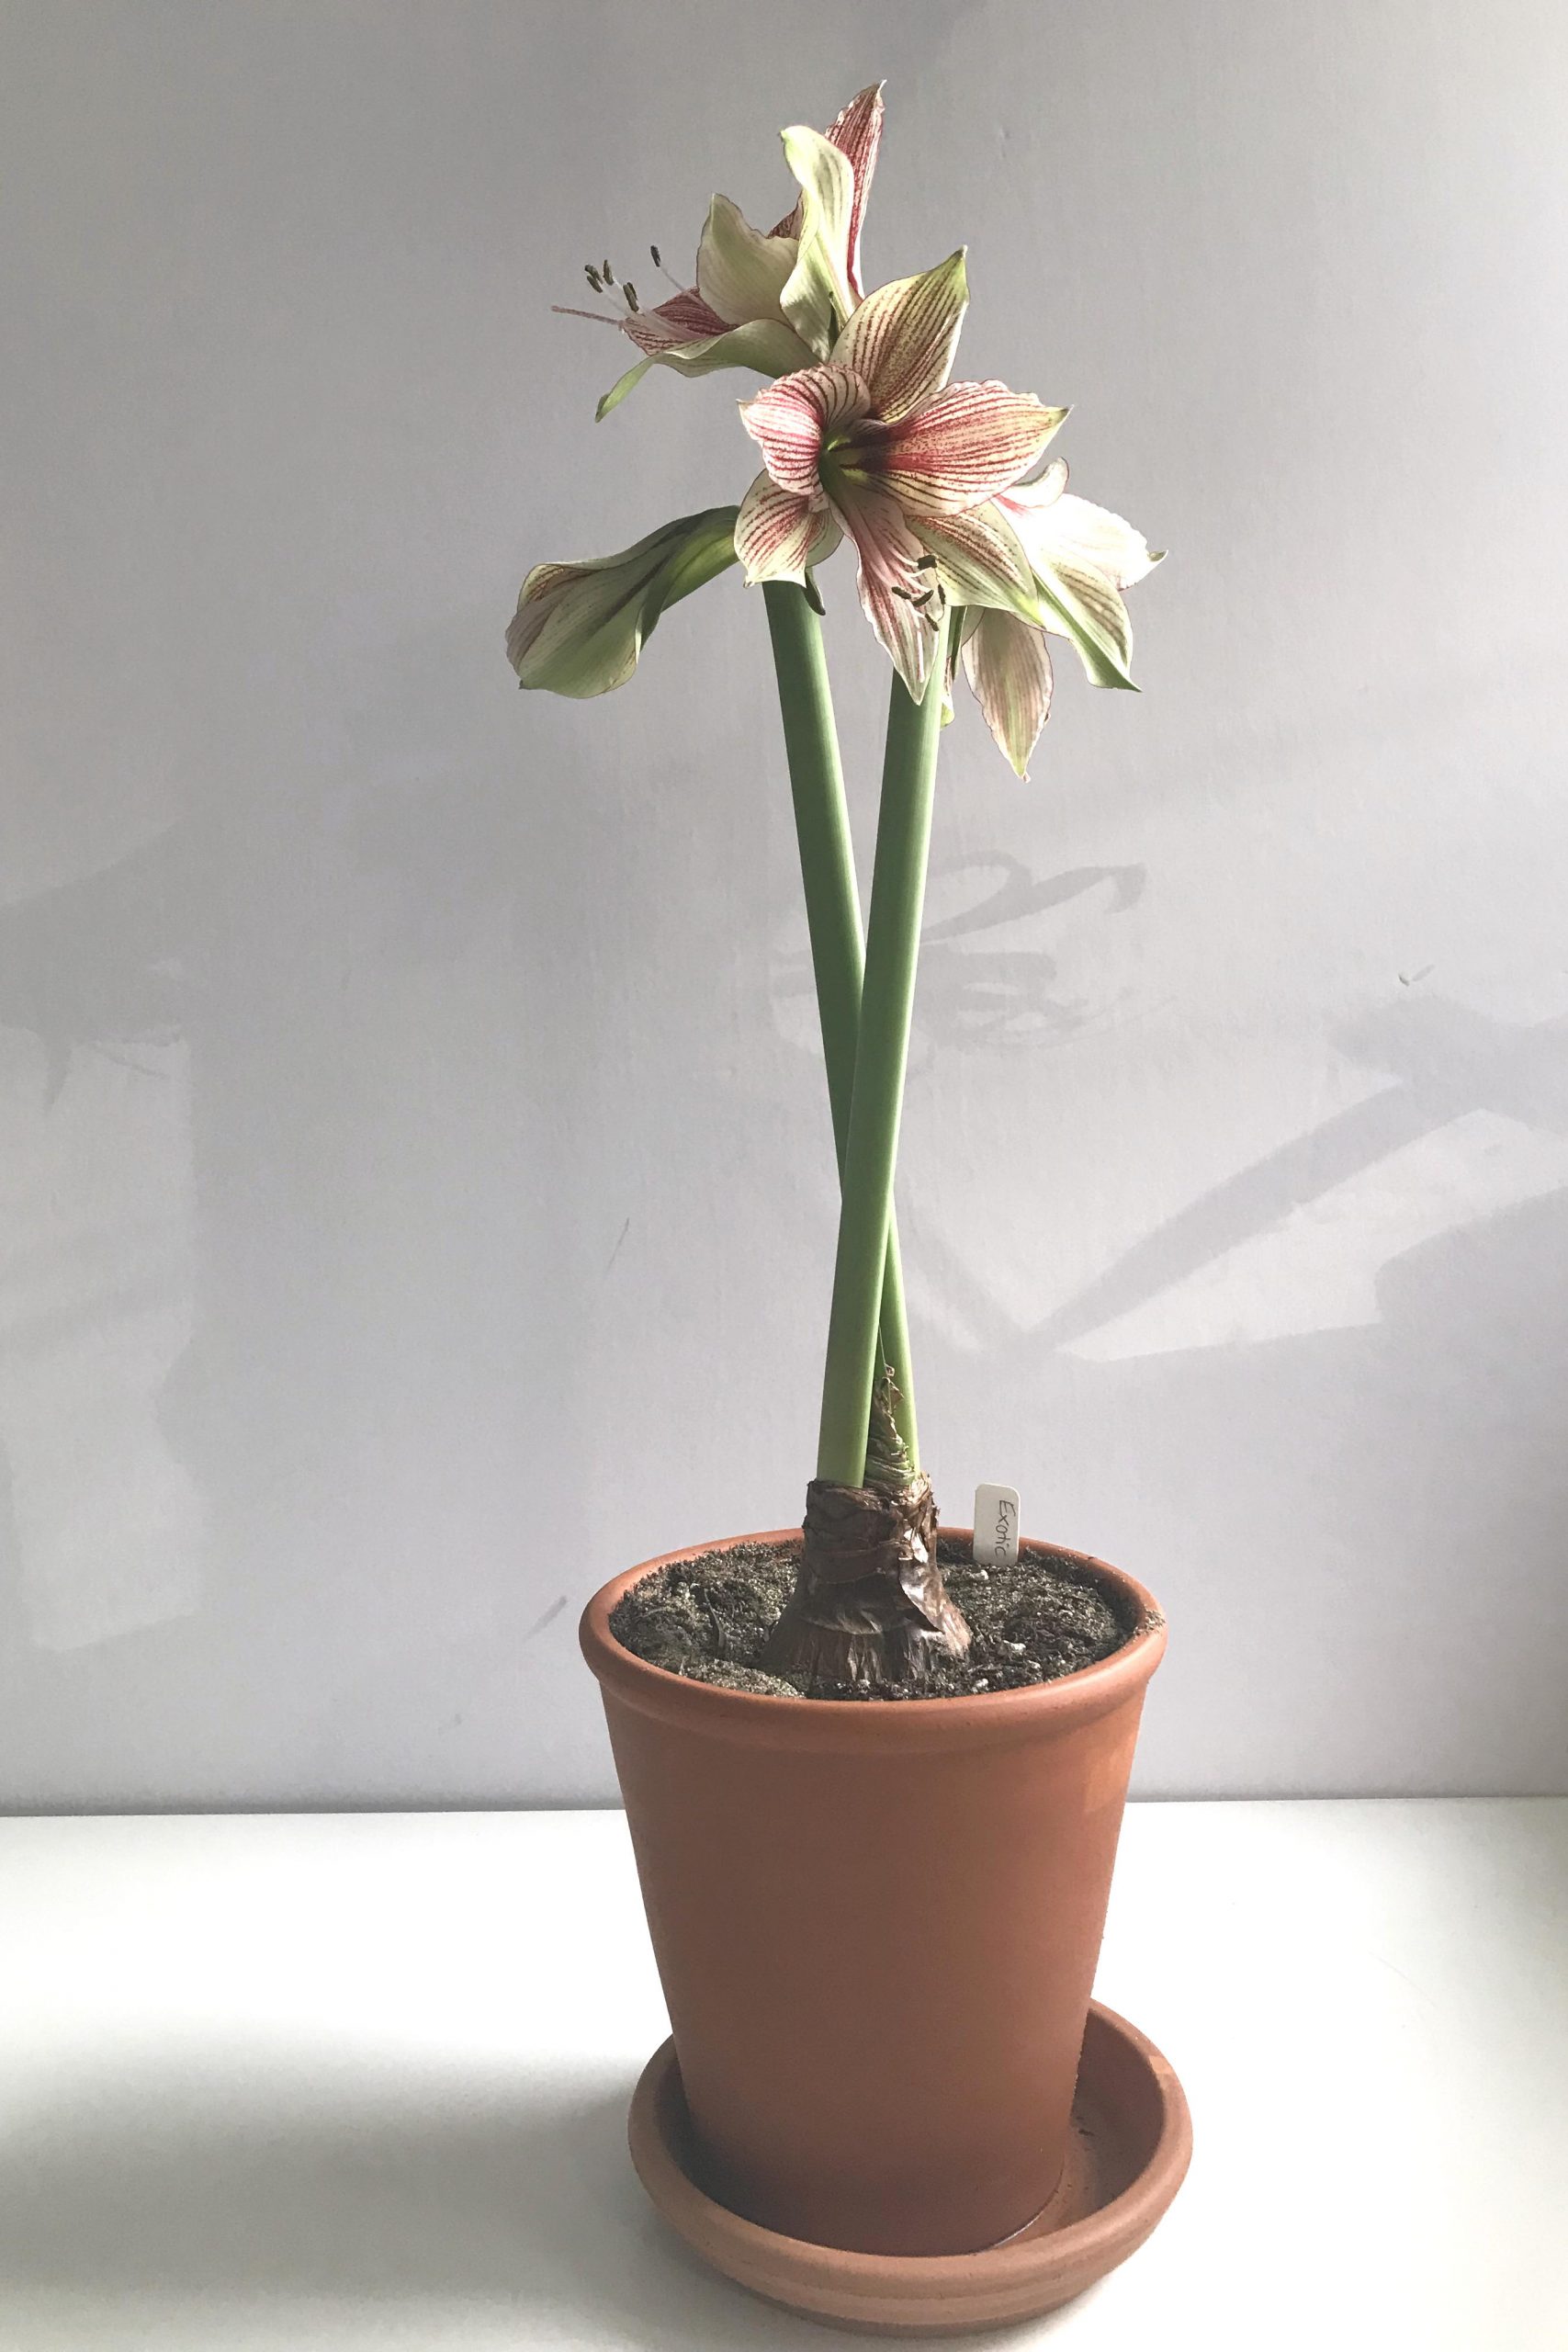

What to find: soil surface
left=610, top=1533, right=1138, bottom=1701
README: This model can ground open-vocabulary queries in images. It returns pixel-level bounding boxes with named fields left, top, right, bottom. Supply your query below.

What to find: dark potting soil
left=609, top=1534, right=1140, bottom=1701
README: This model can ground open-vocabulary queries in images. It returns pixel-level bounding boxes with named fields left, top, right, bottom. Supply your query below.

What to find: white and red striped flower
left=734, top=251, right=1066, bottom=699
left=953, top=463, right=1162, bottom=775
left=573, top=85, right=885, bottom=420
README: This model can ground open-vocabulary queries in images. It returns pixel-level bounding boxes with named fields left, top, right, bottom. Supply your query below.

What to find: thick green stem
left=815, top=611, right=952, bottom=1489
left=762, top=580, right=919, bottom=1466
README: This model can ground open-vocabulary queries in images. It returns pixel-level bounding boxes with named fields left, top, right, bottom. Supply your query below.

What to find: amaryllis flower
left=507, top=508, right=739, bottom=696
left=566, top=86, right=885, bottom=420
left=734, top=251, right=1066, bottom=698
left=954, top=462, right=1162, bottom=775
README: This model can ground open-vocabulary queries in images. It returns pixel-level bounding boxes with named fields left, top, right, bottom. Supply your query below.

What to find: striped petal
left=911, top=499, right=1041, bottom=623
left=597, top=318, right=814, bottom=420
left=779, top=126, right=857, bottom=357
left=620, top=287, right=730, bottom=354
left=830, top=479, right=937, bottom=700
left=507, top=508, right=739, bottom=697
left=696, top=194, right=797, bottom=326
left=820, top=83, right=883, bottom=299
left=830, top=251, right=968, bottom=421
left=735, top=471, right=842, bottom=583
left=863, top=381, right=1068, bottom=515
left=769, top=86, right=884, bottom=299
left=963, top=609, right=1054, bottom=778
left=739, top=364, right=869, bottom=497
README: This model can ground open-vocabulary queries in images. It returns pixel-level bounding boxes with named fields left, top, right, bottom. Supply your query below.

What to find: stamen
left=602, top=259, right=615, bottom=284
left=622, top=280, right=639, bottom=311
left=652, top=243, right=685, bottom=290
left=584, top=264, right=604, bottom=292
left=915, top=555, right=939, bottom=571
left=649, top=244, right=661, bottom=268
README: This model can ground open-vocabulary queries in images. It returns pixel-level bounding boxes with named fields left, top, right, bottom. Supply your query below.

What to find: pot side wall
left=583, top=1530, right=1165, bottom=2257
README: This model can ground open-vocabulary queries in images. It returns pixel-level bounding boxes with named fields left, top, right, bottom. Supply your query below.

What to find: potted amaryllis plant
left=510, top=85, right=1189, bottom=2333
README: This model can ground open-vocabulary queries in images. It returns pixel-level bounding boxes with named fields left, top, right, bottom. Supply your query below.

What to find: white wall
left=2, top=0, right=1565, bottom=1807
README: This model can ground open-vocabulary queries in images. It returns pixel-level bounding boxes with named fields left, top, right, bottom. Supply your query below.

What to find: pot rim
left=580, top=1525, right=1166, bottom=1753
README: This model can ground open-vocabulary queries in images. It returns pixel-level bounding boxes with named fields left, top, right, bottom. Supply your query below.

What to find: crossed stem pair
left=759, top=582, right=970, bottom=1688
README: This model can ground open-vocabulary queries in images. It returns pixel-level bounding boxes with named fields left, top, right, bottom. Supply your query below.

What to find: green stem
left=816, top=609, right=952, bottom=1489
left=762, top=581, right=919, bottom=1466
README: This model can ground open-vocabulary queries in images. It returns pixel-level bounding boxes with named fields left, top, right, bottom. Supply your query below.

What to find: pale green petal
left=696, top=193, right=796, bottom=325
left=1030, top=490, right=1161, bottom=591
left=596, top=318, right=814, bottom=420
left=1033, top=557, right=1138, bottom=689
left=779, top=125, right=855, bottom=358
left=1015, top=482, right=1159, bottom=684
left=507, top=508, right=739, bottom=697
left=940, top=605, right=981, bottom=727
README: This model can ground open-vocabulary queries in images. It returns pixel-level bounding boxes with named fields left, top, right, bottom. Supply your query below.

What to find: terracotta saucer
left=627, top=1999, right=1192, bottom=2335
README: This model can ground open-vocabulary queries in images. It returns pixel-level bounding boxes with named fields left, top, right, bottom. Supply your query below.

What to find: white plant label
left=973, top=1484, right=1021, bottom=1571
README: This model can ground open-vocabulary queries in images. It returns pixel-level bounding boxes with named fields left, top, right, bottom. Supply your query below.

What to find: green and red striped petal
left=829, top=478, right=937, bottom=701
left=621, top=288, right=731, bottom=355
left=863, top=381, right=1068, bottom=516
left=829, top=251, right=968, bottom=422
left=739, top=364, right=870, bottom=497
left=772, top=85, right=885, bottom=299
left=911, top=498, right=1041, bottom=622
left=734, top=472, right=843, bottom=582
left=598, top=318, right=814, bottom=421
left=963, top=609, right=1055, bottom=778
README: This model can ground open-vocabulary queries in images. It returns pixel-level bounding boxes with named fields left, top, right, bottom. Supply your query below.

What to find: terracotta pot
left=581, top=1527, right=1166, bottom=2259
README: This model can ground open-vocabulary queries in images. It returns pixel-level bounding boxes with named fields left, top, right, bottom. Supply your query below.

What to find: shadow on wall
left=0, top=610, right=582, bottom=1698
left=946, top=1150, right=1568, bottom=1799
left=1037, top=995, right=1568, bottom=1351
left=1, top=765, right=1565, bottom=1792
left=771, top=851, right=1148, bottom=1057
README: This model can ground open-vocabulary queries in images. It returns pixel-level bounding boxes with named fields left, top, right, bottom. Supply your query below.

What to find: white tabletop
left=0, top=1801, right=1563, bottom=2351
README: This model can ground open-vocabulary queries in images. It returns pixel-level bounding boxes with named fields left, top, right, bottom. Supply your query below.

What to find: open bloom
left=734, top=252, right=1066, bottom=698
left=581, top=86, right=884, bottom=418
left=955, top=462, right=1161, bottom=775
